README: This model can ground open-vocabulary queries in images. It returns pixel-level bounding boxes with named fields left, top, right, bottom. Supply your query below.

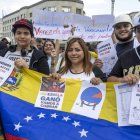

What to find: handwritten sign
left=33, top=10, right=114, bottom=42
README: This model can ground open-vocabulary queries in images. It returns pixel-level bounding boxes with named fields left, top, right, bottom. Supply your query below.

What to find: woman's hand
left=90, top=77, right=102, bottom=85
left=15, top=59, right=29, bottom=68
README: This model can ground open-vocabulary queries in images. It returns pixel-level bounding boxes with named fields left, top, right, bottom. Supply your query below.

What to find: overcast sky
left=0, top=0, right=140, bottom=18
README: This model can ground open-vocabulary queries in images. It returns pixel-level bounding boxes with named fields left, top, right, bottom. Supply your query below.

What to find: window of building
left=62, top=7, right=71, bottom=12
left=48, top=7, right=56, bottom=12
left=76, top=8, right=82, bottom=15
left=29, top=12, right=32, bottom=18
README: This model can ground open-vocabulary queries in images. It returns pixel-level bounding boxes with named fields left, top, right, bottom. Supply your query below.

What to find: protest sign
left=97, top=38, right=118, bottom=76
left=0, top=56, right=14, bottom=86
left=33, top=10, right=114, bottom=42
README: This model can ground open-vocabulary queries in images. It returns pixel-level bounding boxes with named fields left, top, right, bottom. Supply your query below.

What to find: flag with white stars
left=0, top=69, right=140, bottom=140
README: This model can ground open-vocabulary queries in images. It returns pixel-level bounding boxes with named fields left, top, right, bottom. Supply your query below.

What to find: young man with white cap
left=113, top=14, right=134, bottom=56
left=95, top=14, right=134, bottom=70
left=0, top=19, right=50, bottom=75
left=107, top=13, right=140, bottom=84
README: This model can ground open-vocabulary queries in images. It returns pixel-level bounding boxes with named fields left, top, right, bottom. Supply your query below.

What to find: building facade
left=2, top=0, right=84, bottom=43
left=0, top=18, right=3, bottom=40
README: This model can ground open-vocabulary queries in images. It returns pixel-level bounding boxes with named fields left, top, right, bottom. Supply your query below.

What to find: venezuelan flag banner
left=0, top=68, right=140, bottom=140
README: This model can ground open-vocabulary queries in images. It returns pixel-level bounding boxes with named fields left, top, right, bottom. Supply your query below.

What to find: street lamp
left=111, top=0, right=115, bottom=15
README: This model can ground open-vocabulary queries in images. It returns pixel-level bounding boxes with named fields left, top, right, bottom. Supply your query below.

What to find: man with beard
left=107, top=14, right=140, bottom=84
left=113, top=14, right=134, bottom=57
left=94, top=14, right=134, bottom=69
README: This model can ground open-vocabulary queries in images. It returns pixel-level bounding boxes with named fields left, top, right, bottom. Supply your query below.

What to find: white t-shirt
left=47, top=56, right=52, bottom=69
left=4, top=50, right=33, bottom=66
left=62, top=70, right=95, bottom=81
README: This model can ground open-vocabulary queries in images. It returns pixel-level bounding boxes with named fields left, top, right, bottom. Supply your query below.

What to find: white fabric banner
left=33, top=10, right=114, bottom=42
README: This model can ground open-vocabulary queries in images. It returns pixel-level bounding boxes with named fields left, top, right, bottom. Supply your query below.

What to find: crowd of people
left=0, top=10, right=140, bottom=140
left=0, top=12, right=140, bottom=86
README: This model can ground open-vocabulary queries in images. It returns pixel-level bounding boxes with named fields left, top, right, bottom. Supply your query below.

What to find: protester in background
left=85, top=42, right=98, bottom=64
left=1, top=37, right=11, bottom=47
left=36, top=38, right=43, bottom=50
left=0, top=19, right=50, bottom=75
left=50, top=37, right=106, bottom=84
left=55, top=44, right=65, bottom=72
left=133, top=12, right=140, bottom=45
left=107, top=13, right=140, bottom=84
left=94, top=14, right=134, bottom=69
left=0, top=37, right=11, bottom=50
left=43, top=39, right=60, bottom=73
left=87, top=42, right=100, bottom=53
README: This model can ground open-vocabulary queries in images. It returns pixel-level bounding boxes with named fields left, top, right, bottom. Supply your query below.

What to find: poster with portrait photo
left=35, top=76, right=66, bottom=110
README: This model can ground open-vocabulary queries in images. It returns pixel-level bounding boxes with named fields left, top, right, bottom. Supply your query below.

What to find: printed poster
left=35, top=77, right=66, bottom=110
left=97, top=38, right=118, bottom=76
left=129, top=82, right=140, bottom=125
left=71, top=81, right=106, bottom=119
left=0, top=56, right=14, bottom=86
left=114, top=83, right=133, bottom=126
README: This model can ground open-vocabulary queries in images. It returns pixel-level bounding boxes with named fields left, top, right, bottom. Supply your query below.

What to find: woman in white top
left=50, top=37, right=106, bottom=85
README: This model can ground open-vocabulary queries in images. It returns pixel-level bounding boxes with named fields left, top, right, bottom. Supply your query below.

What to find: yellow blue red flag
left=0, top=68, right=140, bottom=140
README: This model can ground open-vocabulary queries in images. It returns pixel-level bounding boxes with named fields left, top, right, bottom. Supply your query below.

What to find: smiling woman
left=50, top=37, right=106, bottom=85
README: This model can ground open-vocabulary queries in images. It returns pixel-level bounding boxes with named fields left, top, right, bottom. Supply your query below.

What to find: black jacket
left=0, top=45, right=50, bottom=75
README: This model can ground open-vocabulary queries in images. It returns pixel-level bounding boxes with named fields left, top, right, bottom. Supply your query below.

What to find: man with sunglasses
left=107, top=13, right=140, bottom=84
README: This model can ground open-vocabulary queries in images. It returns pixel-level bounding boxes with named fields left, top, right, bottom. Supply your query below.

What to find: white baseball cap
left=113, top=14, right=132, bottom=27
left=133, top=12, right=140, bottom=28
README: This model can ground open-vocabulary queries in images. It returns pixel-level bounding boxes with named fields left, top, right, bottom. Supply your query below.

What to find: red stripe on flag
left=92, top=92, right=102, bottom=98
left=5, top=134, right=28, bottom=140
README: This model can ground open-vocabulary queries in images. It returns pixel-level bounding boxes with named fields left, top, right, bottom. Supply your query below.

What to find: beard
left=115, top=31, right=133, bottom=42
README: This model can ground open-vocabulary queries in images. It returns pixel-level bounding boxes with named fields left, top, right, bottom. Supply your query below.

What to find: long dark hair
left=60, top=37, right=93, bottom=75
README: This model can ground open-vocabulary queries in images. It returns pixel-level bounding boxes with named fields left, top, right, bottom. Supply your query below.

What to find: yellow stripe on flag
left=0, top=68, right=118, bottom=123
